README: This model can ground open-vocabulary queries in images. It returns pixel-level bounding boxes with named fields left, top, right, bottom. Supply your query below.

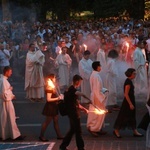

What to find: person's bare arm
left=124, top=85, right=134, bottom=110
left=78, top=104, right=88, bottom=114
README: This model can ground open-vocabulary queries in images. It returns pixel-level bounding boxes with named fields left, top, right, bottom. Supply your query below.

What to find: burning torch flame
left=59, top=50, right=62, bottom=54
left=83, top=44, right=87, bottom=51
left=89, top=108, right=107, bottom=115
left=47, top=79, right=55, bottom=89
left=125, top=42, right=129, bottom=48
left=47, top=78, right=61, bottom=96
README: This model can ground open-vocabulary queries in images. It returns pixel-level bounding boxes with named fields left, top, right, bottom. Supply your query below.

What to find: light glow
left=89, top=108, right=107, bottom=115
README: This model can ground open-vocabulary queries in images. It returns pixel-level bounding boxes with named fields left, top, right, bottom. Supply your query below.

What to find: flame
left=59, top=50, right=62, bottom=54
left=125, top=42, right=129, bottom=48
left=83, top=44, right=87, bottom=51
left=47, top=79, right=55, bottom=89
left=89, top=108, right=107, bottom=115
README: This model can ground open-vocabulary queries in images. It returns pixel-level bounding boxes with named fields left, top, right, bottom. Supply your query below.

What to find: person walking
left=78, top=50, right=93, bottom=103
left=59, top=75, right=88, bottom=150
left=106, top=49, right=120, bottom=111
left=55, top=46, right=72, bottom=92
left=87, top=61, right=108, bottom=137
left=113, top=68, right=143, bottom=138
left=0, top=44, right=10, bottom=74
left=133, top=40, right=148, bottom=96
left=0, top=66, right=25, bottom=140
left=39, top=74, right=63, bottom=141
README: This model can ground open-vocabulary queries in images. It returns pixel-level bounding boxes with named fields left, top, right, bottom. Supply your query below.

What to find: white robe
left=78, top=58, right=93, bottom=103
left=87, top=71, right=107, bottom=132
left=25, top=50, right=45, bottom=99
left=146, top=104, right=150, bottom=148
left=55, top=53, right=72, bottom=87
left=96, top=49, right=107, bottom=87
left=133, top=47, right=148, bottom=94
left=106, top=58, right=118, bottom=106
left=0, top=75, right=21, bottom=140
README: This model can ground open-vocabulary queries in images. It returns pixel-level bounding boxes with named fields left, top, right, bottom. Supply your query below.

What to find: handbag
left=58, top=100, right=67, bottom=116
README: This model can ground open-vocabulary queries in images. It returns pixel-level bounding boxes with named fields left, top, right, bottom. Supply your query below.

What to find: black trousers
left=60, top=115, right=84, bottom=150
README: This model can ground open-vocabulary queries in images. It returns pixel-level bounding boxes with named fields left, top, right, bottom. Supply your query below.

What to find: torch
left=46, top=78, right=62, bottom=101
left=83, top=96, right=108, bottom=114
left=83, top=44, right=87, bottom=51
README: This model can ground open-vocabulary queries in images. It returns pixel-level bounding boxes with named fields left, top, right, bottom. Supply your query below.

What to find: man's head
left=61, top=46, right=68, bottom=54
left=0, top=43, right=4, bottom=50
left=29, top=43, right=35, bottom=51
left=73, top=74, right=83, bottom=87
left=83, top=50, right=91, bottom=60
left=108, top=49, right=119, bottom=59
left=92, top=61, right=101, bottom=72
left=3, top=66, right=12, bottom=77
left=137, top=40, right=144, bottom=49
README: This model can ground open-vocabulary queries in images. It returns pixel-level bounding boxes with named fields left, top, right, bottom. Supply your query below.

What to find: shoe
left=39, top=136, right=49, bottom=142
left=59, top=147, right=69, bottom=150
left=15, top=135, right=26, bottom=140
left=57, top=137, right=64, bottom=140
left=113, top=104, right=120, bottom=108
left=133, top=133, right=143, bottom=137
left=88, top=128, right=99, bottom=137
left=29, top=98, right=36, bottom=102
left=113, top=131, right=121, bottom=138
left=36, top=98, right=45, bottom=102
left=112, top=107, right=120, bottom=111
left=16, top=116, right=20, bottom=120
left=106, top=109, right=112, bottom=113
left=97, top=130, right=107, bottom=135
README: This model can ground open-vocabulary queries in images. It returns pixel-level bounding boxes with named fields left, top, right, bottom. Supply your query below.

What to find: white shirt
left=0, top=49, right=10, bottom=67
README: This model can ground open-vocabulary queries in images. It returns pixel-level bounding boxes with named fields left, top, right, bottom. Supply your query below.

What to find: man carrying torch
left=87, top=61, right=108, bottom=137
left=59, top=74, right=88, bottom=150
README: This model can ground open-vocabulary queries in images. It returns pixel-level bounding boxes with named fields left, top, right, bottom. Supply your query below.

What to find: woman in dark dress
left=39, top=74, right=63, bottom=141
left=113, top=68, right=143, bottom=138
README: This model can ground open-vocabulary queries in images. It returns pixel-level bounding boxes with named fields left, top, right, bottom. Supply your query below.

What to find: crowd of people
left=0, top=18, right=150, bottom=149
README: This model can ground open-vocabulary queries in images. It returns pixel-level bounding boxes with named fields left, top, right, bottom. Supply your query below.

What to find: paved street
left=0, top=80, right=149, bottom=150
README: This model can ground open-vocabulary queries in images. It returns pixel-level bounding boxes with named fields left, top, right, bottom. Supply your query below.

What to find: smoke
left=8, top=2, right=38, bottom=22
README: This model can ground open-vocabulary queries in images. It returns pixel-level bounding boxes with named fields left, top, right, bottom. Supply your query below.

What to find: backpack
left=58, top=90, right=68, bottom=116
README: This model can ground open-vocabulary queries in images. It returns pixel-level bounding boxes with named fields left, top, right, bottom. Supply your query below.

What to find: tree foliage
left=0, top=0, right=147, bottom=21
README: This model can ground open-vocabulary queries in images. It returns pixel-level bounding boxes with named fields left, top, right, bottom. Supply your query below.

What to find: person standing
left=39, top=74, right=63, bottom=141
left=106, top=49, right=120, bottom=111
left=71, top=38, right=82, bottom=66
left=55, top=47, right=72, bottom=91
left=0, top=66, right=25, bottom=140
left=133, top=40, right=148, bottom=96
left=113, top=68, right=143, bottom=138
left=0, top=44, right=10, bottom=74
left=59, top=75, right=88, bottom=150
left=25, top=43, right=45, bottom=102
left=87, top=61, right=108, bottom=137
left=96, top=44, right=107, bottom=87
left=78, top=50, right=93, bottom=103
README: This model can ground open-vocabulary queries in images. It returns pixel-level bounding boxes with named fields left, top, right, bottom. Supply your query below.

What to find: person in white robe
left=133, top=41, right=148, bottom=96
left=78, top=50, right=93, bottom=103
left=106, top=50, right=119, bottom=109
left=96, top=44, right=107, bottom=87
left=25, top=43, right=45, bottom=102
left=87, top=61, right=108, bottom=136
left=55, top=47, right=72, bottom=91
left=0, top=66, right=23, bottom=140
